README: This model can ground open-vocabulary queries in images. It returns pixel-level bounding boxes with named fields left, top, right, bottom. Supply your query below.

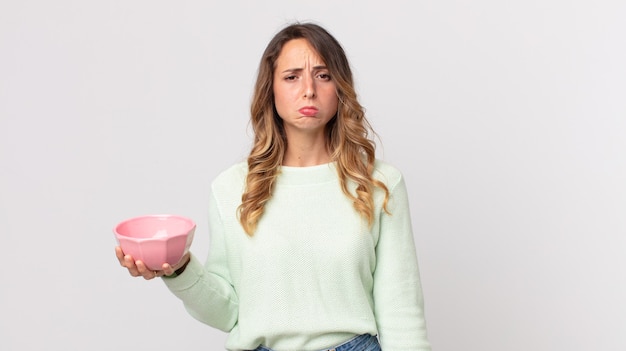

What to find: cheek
left=324, top=90, right=339, bottom=113
left=273, top=87, right=290, bottom=118
left=273, top=86, right=283, bottom=101
left=330, top=95, right=339, bottom=111
left=274, top=84, right=298, bottom=106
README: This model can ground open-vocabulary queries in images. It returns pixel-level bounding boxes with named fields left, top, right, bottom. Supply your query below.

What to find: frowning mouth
left=298, top=106, right=319, bottom=116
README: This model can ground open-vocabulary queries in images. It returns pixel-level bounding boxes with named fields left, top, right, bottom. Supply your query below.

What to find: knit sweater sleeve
left=161, top=190, right=239, bottom=332
left=373, top=173, right=432, bottom=351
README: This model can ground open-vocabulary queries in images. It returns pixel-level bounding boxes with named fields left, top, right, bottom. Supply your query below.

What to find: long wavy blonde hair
left=238, top=22, right=389, bottom=235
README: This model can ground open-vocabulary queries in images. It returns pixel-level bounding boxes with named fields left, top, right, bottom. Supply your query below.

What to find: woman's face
left=273, top=38, right=339, bottom=137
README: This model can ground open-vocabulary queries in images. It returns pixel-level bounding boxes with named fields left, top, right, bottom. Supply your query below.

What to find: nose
left=303, top=75, right=316, bottom=99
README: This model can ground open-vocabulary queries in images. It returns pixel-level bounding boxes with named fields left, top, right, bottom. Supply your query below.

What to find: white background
left=1, top=1, right=624, bottom=350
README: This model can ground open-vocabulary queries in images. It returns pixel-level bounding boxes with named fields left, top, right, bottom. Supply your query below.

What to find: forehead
left=275, top=38, right=325, bottom=68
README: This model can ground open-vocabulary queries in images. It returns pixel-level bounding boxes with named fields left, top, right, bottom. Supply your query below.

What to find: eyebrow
left=280, top=65, right=328, bottom=74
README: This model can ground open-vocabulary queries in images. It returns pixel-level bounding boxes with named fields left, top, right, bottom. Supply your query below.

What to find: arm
left=373, top=175, right=432, bottom=351
left=162, top=191, right=239, bottom=332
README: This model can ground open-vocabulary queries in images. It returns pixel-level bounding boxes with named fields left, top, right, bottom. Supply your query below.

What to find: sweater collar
left=276, top=162, right=337, bottom=185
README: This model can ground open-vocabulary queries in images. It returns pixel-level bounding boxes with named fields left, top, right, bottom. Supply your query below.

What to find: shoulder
left=211, top=161, right=248, bottom=193
left=373, top=159, right=404, bottom=189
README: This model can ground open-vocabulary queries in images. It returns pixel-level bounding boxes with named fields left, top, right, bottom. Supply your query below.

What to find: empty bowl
left=114, top=214, right=195, bottom=270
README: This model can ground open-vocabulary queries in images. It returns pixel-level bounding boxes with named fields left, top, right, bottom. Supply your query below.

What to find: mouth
left=298, top=106, right=319, bottom=117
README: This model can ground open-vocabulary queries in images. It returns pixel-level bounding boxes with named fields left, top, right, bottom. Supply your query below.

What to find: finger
left=124, top=255, right=140, bottom=276
left=162, top=263, right=174, bottom=276
left=115, top=247, right=125, bottom=265
left=136, top=260, right=158, bottom=280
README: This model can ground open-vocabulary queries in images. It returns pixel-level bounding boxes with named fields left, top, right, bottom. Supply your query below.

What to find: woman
left=116, top=22, right=432, bottom=351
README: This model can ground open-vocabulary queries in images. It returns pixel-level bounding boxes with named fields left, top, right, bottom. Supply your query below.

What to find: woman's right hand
left=115, top=246, right=190, bottom=280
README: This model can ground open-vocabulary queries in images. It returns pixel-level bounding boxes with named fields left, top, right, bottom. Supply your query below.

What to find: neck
left=283, top=132, right=331, bottom=167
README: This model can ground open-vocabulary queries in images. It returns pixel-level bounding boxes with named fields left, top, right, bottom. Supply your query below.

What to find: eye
left=284, top=75, right=297, bottom=81
left=317, top=73, right=331, bottom=81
